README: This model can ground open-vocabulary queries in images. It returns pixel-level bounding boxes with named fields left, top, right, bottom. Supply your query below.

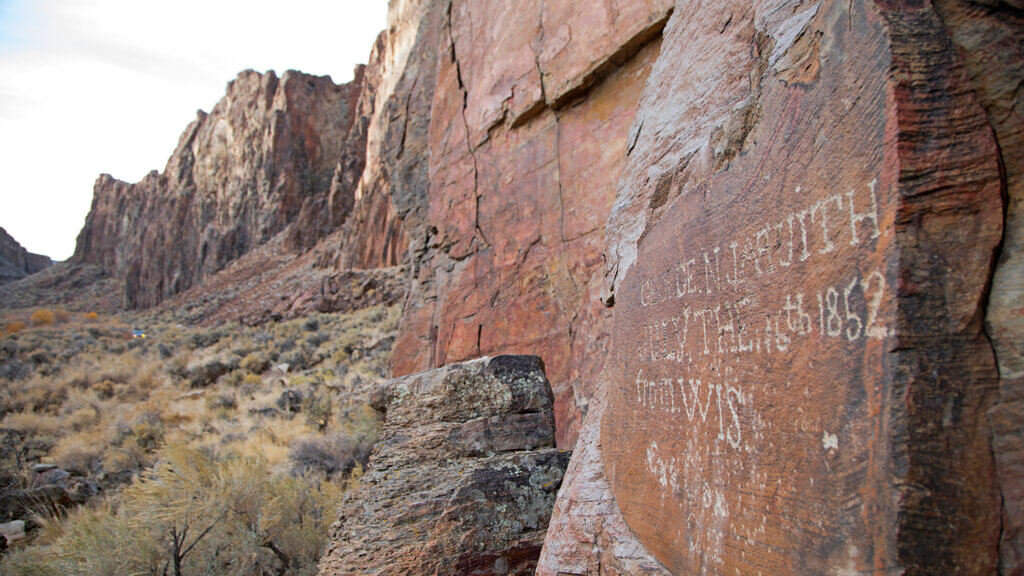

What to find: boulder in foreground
left=318, top=355, right=570, bottom=576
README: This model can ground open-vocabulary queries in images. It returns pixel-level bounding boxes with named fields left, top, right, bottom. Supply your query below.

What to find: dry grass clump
left=2, top=444, right=343, bottom=576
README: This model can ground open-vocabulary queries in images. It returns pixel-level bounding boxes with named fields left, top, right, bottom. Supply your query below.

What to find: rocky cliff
left=56, top=0, right=1023, bottom=572
left=72, top=69, right=366, bottom=308
left=385, top=0, right=674, bottom=448
left=539, top=1, right=1021, bottom=574
left=0, top=228, right=51, bottom=285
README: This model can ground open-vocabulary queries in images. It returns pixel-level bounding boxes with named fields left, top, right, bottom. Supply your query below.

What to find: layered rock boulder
left=0, top=227, right=51, bottom=285
left=317, top=355, right=570, bottom=575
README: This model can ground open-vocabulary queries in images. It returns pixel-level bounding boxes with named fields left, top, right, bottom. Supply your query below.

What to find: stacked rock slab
left=317, top=355, right=570, bottom=576
left=541, top=0, right=1012, bottom=574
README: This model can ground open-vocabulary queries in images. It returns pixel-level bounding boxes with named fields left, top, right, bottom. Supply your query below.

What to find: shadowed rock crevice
left=930, top=0, right=1024, bottom=571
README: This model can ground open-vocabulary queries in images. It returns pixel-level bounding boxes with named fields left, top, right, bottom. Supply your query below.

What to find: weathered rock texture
left=0, top=227, right=51, bottom=285
left=540, top=0, right=1018, bottom=574
left=317, top=355, right=570, bottom=575
left=929, top=2, right=1024, bottom=572
left=389, top=0, right=674, bottom=447
left=72, top=69, right=366, bottom=309
left=53, top=0, right=1023, bottom=571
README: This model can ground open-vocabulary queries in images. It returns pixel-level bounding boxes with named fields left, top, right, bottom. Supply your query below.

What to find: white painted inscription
left=625, top=179, right=887, bottom=458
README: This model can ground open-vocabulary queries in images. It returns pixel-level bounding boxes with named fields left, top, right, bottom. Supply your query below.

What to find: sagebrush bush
left=302, top=393, right=333, bottom=431
left=4, top=321, right=26, bottom=336
left=240, top=351, right=271, bottom=374
left=289, top=431, right=373, bottom=479
left=29, top=309, right=55, bottom=327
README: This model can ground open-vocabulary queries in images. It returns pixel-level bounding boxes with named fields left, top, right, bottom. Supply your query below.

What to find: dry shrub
left=2, top=411, right=63, bottom=436
left=240, top=351, right=271, bottom=375
left=66, top=406, right=101, bottom=432
left=82, top=311, right=100, bottom=322
left=4, top=321, right=26, bottom=336
left=29, top=309, right=56, bottom=326
left=53, top=309, right=71, bottom=324
left=11, top=382, right=67, bottom=415
left=50, top=429, right=111, bottom=474
left=288, top=430, right=374, bottom=479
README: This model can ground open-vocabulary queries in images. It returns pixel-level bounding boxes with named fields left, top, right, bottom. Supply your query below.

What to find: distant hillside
left=0, top=227, right=51, bottom=285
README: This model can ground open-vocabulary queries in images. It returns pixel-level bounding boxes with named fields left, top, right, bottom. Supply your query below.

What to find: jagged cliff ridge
left=72, top=69, right=365, bottom=309
left=0, top=228, right=51, bottom=285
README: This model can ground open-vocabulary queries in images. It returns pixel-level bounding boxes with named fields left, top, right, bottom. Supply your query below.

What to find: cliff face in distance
left=72, top=69, right=367, bottom=309
left=0, top=228, right=51, bottom=285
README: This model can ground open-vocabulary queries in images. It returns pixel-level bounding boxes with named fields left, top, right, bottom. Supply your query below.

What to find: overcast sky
left=0, top=0, right=388, bottom=260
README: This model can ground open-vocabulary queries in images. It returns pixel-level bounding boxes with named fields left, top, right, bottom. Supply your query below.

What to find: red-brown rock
left=390, top=0, right=672, bottom=447
left=542, top=0, right=1012, bottom=574
left=930, top=2, right=1024, bottom=571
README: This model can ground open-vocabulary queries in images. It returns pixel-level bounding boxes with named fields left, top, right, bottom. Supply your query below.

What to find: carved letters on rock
left=602, top=0, right=1003, bottom=573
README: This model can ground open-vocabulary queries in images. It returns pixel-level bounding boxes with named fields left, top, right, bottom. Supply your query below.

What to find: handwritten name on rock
left=626, top=180, right=886, bottom=460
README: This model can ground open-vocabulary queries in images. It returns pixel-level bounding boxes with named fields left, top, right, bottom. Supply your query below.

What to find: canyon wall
left=0, top=228, right=51, bottom=285
left=59, top=0, right=1022, bottom=572
left=72, top=69, right=366, bottom=308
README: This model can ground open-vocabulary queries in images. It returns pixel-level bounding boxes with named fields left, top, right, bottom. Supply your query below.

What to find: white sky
left=0, top=0, right=388, bottom=261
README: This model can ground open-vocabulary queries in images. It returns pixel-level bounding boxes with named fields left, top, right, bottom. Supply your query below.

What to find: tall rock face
left=317, top=355, right=570, bottom=576
left=0, top=228, right=51, bottom=285
left=72, top=69, right=364, bottom=308
left=931, top=2, right=1024, bottom=571
left=388, top=0, right=675, bottom=447
left=539, top=0, right=1018, bottom=574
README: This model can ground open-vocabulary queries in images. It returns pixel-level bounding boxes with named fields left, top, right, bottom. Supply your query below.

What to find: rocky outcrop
left=388, top=0, right=674, bottom=447
left=72, top=69, right=365, bottom=308
left=0, top=227, right=51, bottom=285
left=51, top=0, right=1022, bottom=571
left=158, top=232, right=408, bottom=326
left=540, top=0, right=1015, bottom=574
left=317, top=355, right=570, bottom=575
